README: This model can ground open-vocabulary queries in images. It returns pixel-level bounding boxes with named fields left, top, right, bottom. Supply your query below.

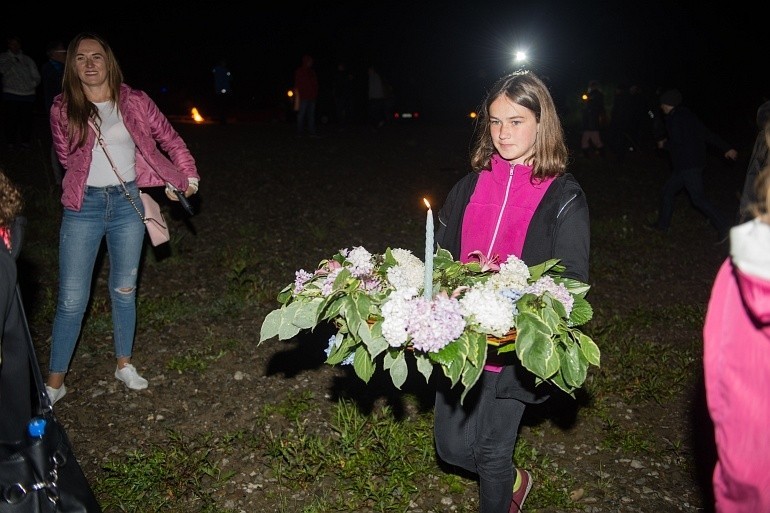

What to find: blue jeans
left=434, top=371, right=526, bottom=513
left=296, top=99, right=316, bottom=136
left=657, top=166, right=729, bottom=234
left=49, top=182, right=146, bottom=374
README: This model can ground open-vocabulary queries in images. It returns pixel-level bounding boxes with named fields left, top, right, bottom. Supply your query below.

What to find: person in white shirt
left=0, top=35, right=41, bottom=149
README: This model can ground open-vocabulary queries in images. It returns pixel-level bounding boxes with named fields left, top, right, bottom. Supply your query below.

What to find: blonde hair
left=470, top=70, right=568, bottom=180
left=0, top=169, right=23, bottom=228
left=750, top=128, right=770, bottom=222
left=56, top=32, right=124, bottom=148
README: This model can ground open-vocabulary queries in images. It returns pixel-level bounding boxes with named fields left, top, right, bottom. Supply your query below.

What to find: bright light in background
left=191, top=107, right=204, bottom=123
left=513, top=50, right=528, bottom=65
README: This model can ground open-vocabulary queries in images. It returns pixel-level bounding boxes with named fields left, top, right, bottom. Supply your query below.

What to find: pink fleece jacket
left=461, top=155, right=554, bottom=371
left=461, top=155, right=553, bottom=264
left=703, top=219, right=770, bottom=513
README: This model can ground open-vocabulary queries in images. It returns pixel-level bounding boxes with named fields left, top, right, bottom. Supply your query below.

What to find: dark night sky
left=4, top=2, right=766, bottom=135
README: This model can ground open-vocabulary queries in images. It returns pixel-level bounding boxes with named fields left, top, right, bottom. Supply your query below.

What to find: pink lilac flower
left=346, top=246, right=375, bottom=277
left=524, top=275, right=574, bottom=315
left=293, top=269, right=314, bottom=294
left=321, top=268, right=343, bottom=296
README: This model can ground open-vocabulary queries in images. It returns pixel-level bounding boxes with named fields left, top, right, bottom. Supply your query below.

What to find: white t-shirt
left=87, top=101, right=137, bottom=187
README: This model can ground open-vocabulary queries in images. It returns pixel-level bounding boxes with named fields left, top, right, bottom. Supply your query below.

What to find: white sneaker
left=115, top=364, right=149, bottom=390
left=46, top=384, right=67, bottom=405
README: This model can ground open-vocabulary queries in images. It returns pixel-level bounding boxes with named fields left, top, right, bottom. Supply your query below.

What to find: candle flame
left=423, top=198, right=431, bottom=209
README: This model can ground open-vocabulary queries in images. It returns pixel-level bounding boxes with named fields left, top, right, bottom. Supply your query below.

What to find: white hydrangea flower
left=459, top=287, right=515, bottom=337
left=387, top=248, right=425, bottom=290
left=486, top=254, right=530, bottom=292
left=380, top=288, right=419, bottom=347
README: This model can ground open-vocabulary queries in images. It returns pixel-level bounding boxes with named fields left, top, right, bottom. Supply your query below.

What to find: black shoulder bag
left=0, top=280, right=102, bottom=512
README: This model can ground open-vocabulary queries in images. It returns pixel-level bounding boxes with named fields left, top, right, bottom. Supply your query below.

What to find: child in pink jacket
left=703, top=174, right=770, bottom=512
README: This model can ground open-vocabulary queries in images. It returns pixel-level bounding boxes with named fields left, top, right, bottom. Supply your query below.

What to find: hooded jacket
left=703, top=219, right=770, bottom=512
left=51, top=83, right=199, bottom=211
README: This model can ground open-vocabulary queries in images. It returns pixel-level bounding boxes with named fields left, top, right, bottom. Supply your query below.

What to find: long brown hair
left=58, top=32, right=124, bottom=148
left=470, top=70, right=568, bottom=180
left=0, top=169, right=23, bottom=229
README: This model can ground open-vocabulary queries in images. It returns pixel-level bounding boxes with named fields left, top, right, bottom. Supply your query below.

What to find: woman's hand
left=164, top=184, right=196, bottom=201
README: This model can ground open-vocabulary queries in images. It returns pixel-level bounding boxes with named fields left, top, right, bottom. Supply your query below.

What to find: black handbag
left=0, top=283, right=102, bottom=513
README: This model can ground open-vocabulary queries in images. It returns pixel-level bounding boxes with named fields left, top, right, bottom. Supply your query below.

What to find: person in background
left=0, top=168, right=32, bottom=439
left=703, top=128, right=770, bottom=513
left=293, top=54, right=319, bottom=137
left=433, top=70, right=590, bottom=513
left=0, top=35, right=41, bottom=150
left=45, top=32, right=200, bottom=405
left=367, top=64, right=387, bottom=129
left=41, top=39, right=67, bottom=185
left=211, top=58, right=233, bottom=125
left=580, top=79, right=606, bottom=158
left=737, top=99, right=770, bottom=223
left=333, top=61, right=354, bottom=128
left=646, top=88, right=737, bottom=241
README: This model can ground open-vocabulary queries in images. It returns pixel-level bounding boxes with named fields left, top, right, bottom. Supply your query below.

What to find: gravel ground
left=6, top=116, right=749, bottom=512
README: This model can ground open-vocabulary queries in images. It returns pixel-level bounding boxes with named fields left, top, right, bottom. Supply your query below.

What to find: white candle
left=423, top=198, right=434, bottom=299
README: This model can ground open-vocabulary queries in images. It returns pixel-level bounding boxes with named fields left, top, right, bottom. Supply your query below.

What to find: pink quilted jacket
left=50, top=83, right=199, bottom=211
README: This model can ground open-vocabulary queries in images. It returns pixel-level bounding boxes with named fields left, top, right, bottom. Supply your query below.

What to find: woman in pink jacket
left=45, top=32, right=200, bottom=405
left=703, top=129, right=770, bottom=513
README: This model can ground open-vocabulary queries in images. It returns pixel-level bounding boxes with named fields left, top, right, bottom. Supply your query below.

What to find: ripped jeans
left=49, top=182, right=146, bottom=374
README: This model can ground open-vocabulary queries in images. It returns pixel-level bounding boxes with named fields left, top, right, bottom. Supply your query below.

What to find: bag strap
left=87, top=119, right=147, bottom=224
left=15, top=284, right=53, bottom=416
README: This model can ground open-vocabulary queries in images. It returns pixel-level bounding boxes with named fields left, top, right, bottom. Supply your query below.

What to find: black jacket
left=0, top=216, right=32, bottom=440
left=435, top=171, right=590, bottom=402
left=436, top=172, right=590, bottom=281
left=661, top=105, right=732, bottom=171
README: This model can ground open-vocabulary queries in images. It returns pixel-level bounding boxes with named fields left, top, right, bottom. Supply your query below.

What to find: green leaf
left=516, top=312, right=559, bottom=380
left=414, top=353, right=435, bottom=383
left=259, top=309, right=283, bottom=343
left=340, top=296, right=363, bottom=336
left=577, top=331, right=601, bottom=366
left=276, top=283, right=294, bottom=304
left=291, top=298, right=323, bottom=329
left=467, top=331, right=488, bottom=369
left=431, top=335, right=469, bottom=368
left=559, top=341, right=588, bottom=387
left=559, top=277, right=591, bottom=297
left=548, top=370, right=576, bottom=397
left=569, top=297, right=594, bottom=326
left=386, top=351, right=408, bottom=389
left=459, top=360, right=483, bottom=404
left=434, top=337, right=468, bottom=386
left=352, top=346, right=375, bottom=383
left=325, top=334, right=355, bottom=365
left=527, top=259, right=562, bottom=281
left=358, top=320, right=388, bottom=359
